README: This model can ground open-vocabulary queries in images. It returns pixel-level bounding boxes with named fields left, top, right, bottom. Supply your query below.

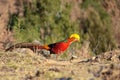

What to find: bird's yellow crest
left=70, top=33, right=80, bottom=41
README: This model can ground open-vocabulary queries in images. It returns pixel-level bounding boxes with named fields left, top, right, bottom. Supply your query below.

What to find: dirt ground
left=0, top=49, right=119, bottom=80
left=0, top=0, right=120, bottom=79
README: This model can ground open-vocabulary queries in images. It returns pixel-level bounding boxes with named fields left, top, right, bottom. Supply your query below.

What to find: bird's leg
left=56, top=54, right=59, bottom=60
left=51, top=54, right=59, bottom=60
left=55, top=54, right=61, bottom=61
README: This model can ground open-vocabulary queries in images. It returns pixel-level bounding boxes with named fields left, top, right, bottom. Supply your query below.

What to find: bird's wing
left=48, top=42, right=69, bottom=54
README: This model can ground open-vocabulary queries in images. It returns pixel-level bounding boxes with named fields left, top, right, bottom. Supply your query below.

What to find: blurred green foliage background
left=8, top=0, right=116, bottom=55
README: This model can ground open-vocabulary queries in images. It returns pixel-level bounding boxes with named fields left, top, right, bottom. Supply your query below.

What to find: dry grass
left=0, top=49, right=120, bottom=80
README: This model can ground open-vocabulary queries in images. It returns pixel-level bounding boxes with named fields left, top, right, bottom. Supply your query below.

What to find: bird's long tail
left=5, top=42, right=50, bottom=52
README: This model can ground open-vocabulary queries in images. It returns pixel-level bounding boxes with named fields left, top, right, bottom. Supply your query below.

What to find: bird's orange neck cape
left=66, top=37, right=77, bottom=44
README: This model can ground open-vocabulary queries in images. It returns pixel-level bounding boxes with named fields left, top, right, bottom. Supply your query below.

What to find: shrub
left=8, top=0, right=80, bottom=44
left=80, top=0, right=116, bottom=54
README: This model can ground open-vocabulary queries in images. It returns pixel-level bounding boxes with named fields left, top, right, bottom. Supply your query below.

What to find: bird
left=5, top=33, right=80, bottom=57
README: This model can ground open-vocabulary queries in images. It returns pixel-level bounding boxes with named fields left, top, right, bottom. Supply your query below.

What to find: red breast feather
left=49, top=42, right=69, bottom=54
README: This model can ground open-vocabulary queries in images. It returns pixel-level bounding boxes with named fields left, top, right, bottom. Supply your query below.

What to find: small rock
left=55, top=77, right=72, bottom=80
left=49, top=67, right=60, bottom=72
left=35, top=70, right=44, bottom=77
left=70, top=55, right=78, bottom=61
left=111, top=54, right=120, bottom=62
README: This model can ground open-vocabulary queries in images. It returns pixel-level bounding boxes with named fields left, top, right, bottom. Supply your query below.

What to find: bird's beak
left=75, top=39, right=80, bottom=42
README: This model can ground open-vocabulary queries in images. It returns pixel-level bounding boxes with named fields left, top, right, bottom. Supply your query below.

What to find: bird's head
left=70, top=34, right=80, bottom=41
left=68, top=34, right=80, bottom=43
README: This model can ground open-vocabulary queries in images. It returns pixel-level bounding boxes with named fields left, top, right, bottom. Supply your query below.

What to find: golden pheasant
left=5, top=34, right=80, bottom=55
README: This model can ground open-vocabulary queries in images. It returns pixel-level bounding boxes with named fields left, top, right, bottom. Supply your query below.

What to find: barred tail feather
left=5, top=42, right=47, bottom=52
